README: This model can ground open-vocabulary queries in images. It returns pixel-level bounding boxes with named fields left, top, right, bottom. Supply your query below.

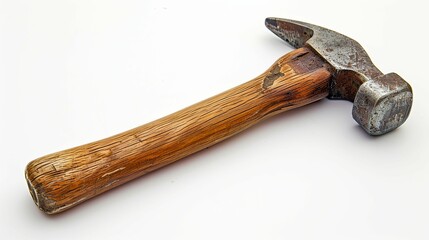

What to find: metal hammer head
left=265, top=17, right=413, bottom=135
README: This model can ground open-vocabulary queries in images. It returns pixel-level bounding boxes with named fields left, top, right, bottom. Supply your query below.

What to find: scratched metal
left=265, top=17, right=413, bottom=135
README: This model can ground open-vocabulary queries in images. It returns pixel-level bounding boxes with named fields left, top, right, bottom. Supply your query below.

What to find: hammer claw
left=265, top=17, right=314, bottom=48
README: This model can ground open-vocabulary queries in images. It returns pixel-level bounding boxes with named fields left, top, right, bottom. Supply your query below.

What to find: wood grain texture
left=25, top=47, right=332, bottom=214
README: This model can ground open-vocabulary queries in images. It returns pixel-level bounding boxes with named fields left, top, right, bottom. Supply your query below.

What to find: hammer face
left=352, top=73, right=413, bottom=135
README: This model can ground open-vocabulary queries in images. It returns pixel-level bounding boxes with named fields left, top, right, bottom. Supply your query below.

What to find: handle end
left=25, top=165, right=57, bottom=215
left=25, top=168, right=42, bottom=213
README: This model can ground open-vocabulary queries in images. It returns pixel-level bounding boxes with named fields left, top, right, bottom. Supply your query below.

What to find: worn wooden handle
left=25, top=47, right=331, bottom=214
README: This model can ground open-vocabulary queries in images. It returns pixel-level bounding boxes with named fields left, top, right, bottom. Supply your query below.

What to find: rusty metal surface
left=352, top=73, right=413, bottom=135
left=265, top=17, right=413, bottom=135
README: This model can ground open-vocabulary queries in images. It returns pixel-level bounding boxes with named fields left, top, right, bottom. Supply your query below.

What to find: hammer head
left=265, top=17, right=412, bottom=135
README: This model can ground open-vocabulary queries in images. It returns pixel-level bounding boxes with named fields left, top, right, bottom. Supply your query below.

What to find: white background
left=1, top=0, right=428, bottom=239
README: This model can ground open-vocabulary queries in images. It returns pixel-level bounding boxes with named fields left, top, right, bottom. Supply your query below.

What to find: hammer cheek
left=352, top=73, right=413, bottom=135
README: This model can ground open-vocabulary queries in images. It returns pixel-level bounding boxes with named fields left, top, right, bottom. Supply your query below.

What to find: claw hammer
left=25, top=18, right=413, bottom=214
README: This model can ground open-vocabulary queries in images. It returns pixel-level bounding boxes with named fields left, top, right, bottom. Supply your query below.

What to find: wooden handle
left=25, top=47, right=331, bottom=214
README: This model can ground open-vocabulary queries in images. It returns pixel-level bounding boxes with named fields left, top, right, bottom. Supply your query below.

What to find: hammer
left=25, top=18, right=413, bottom=214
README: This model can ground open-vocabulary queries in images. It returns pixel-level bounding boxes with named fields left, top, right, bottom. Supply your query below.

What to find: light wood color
left=25, top=47, right=332, bottom=214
